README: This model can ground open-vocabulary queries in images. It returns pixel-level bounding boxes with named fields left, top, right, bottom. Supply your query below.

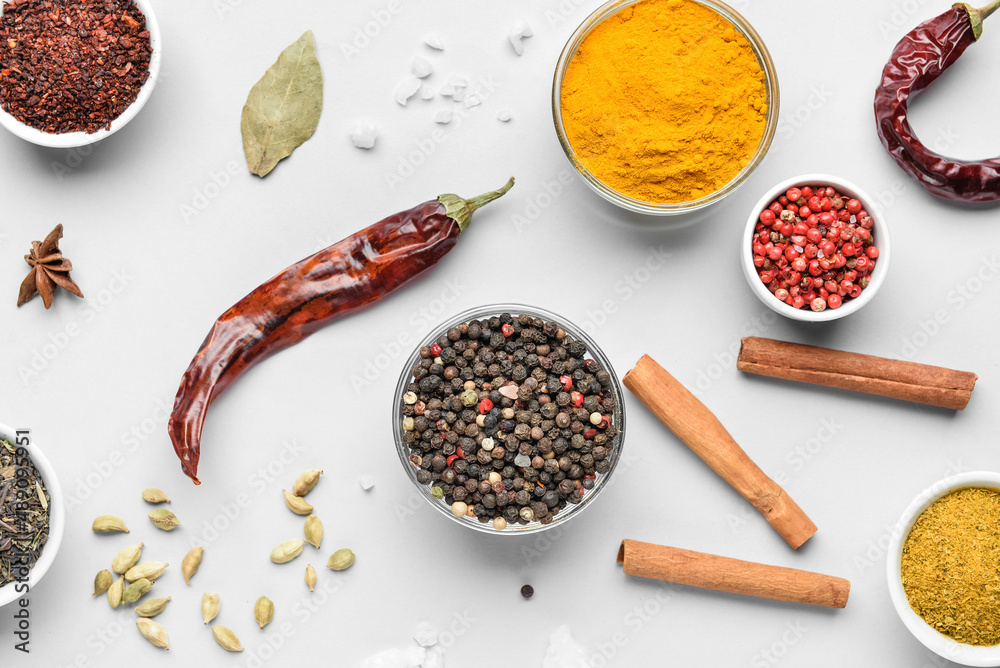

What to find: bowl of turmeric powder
left=553, top=0, right=779, bottom=215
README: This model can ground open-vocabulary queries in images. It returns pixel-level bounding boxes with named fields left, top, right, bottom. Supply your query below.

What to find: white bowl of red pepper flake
left=0, top=0, right=161, bottom=148
left=741, top=174, right=891, bottom=322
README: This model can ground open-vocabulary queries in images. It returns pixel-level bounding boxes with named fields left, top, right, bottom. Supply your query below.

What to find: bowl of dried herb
left=0, top=423, right=64, bottom=608
left=887, top=471, right=1000, bottom=666
left=0, top=0, right=161, bottom=148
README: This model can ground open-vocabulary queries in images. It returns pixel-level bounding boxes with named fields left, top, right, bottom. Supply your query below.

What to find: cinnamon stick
left=623, top=355, right=817, bottom=549
left=737, top=337, right=977, bottom=410
left=617, top=539, right=850, bottom=608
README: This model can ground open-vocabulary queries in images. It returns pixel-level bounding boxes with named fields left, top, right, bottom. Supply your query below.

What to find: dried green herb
left=901, top=486, right=1000, bottom=647
left=0, top=439, right=51, bottom=589
left=241, top=30, right=323, bottom=178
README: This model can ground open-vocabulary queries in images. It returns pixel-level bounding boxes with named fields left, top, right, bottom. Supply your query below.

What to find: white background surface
left=1, top=0, right=999, bottom=666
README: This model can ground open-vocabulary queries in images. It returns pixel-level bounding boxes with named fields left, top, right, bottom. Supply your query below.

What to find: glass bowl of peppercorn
left=393, top=304, right=626, bottom=535
left=0, top=0, right=161, bottom=148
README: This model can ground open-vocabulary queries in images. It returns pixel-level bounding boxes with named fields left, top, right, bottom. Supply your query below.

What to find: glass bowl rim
left=391, top=302, right=627, bottom=536
left=551, top=0, right=780, bottom=216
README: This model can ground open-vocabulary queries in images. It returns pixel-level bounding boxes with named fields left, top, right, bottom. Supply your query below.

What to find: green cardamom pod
left=136, top=617, right=169, bottom=650
left=254, top=596, right=274, bottom=629
left=125, top=561, right=168, bottom=583
left=304, top=515, right=323, bottom=549
left=270, top=540, right=305, bottom=564
left=135, top=596, right=171, bottom=618
left=212, top=625, right=244, bottom=652
left=108, top=575, right=125, bottom=609
left=327, top=548, right=355, bottom=572
left=305, top=565, right=316, bottom=592
left=292, top=469, right=323, bottom=496
left=142, top=488, right=171, bottom=504
left=92, top=514, right=129, bottom=533
left=93, top=569, right=113, bottom=597
left=202, top=592, right=221, bottom=625
left=148, top=508, right=181, bottom=530
left=282, top=489, right=313, bottom=515
left=112, top=543, right=144, bottom=574
left=122, top=578, right=153, bottom=605
left=182, top=547, right=204, bottom=585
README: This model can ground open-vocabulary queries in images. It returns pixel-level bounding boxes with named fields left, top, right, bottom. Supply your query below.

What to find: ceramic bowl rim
left=0, top=0, right=162, bottom=148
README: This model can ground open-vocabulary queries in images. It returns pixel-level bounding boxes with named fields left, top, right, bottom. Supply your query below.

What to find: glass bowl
left=0, top=422, right=65, bottom=608
left=552, top=0, right=779, bottom=215
left=392, top=304, right=626, bottom=535
left=741, top=173, right=892, bottom=322
left=887, top=472, right=1000, bottom=667
left=0, top=0, right=161, bottom=148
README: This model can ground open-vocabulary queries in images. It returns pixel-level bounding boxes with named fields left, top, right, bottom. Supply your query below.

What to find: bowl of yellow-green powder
left=553, top=0, right=779, bottom=215
left=888, top=471, right=1000, bottom=666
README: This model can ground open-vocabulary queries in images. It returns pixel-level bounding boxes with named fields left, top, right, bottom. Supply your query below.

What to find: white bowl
left=887, top=471, right=1000, bottom=667
left=0, top=0, right=161, bottom=148
left=741, top=173, right=891, bottom=322
left=0, top=422, right=65, bottom=608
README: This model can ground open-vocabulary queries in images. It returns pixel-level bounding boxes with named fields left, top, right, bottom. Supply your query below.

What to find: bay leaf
left=241, top=31, right=323, bottom=177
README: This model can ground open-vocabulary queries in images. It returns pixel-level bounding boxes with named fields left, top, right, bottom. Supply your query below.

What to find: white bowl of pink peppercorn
left=741, top=173, right=891, bottom=322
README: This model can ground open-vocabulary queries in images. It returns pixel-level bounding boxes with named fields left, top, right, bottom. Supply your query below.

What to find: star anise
left=16, top=224, right=84, bottom=309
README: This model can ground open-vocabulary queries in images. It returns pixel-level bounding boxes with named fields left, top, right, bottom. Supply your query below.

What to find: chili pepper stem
left=440, top=177, right=516, bottom=232
left=959, top=0, right=1000, bottom=39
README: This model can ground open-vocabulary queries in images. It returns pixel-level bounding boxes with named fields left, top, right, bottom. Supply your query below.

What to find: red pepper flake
left=559, top=375, right=573, bottom=391
left=446, top=454, right=459, bottom=467
left=501, top=323, right=514, bottom=337
left=570, top=391, right=584, bottom=407
left=456, top=445, right=465, bottom=459
left=478, top=398, right=493, bottom=414
left=584, top=428, right=597, bottom=440
left=0, top=0, right=152, bottom=134
left=430, top=343, right=442, bottom=356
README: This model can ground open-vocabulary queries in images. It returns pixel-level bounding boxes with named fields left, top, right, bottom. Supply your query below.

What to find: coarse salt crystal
left=420, top=85, right=435, bottom=100
left=451, top=88, right=466, bottom=103
left=514, top=454, right=532, bottom=468
left=412, top=56, right=433, bottom=79
left=497, top=109, right=513, bottom=122
left=412, top=622, right=438, bottom=647
left=438, top=85, right=457, bottom=99
left=423, top=646, right=445, bottom=668
left=363, top=648, right=409, bottom=668
left=395, top=78, right=422, bottom=106
left=404, top=647, right=425, bottom=667
left=423, top=33, right=445, bottom=51
left=447, top=75, right=469, bottom=89
left=498, top=385, right=519, bottom=400
left=434, top=109, right=454, bottom=125
left=464, top=94, right=482, bottom=109
left=509, top=21, right=533, bottom=56
left=359, top=475, right=375, bottom=490
left=350, top=121, right=378, bottom=150
left=543, top=626, right=590, bottom=668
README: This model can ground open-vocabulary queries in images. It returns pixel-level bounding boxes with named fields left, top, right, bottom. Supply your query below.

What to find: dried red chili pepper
left=875, top=1, right=1000, bottom=202
left=168, top=178, right=515, bottom=484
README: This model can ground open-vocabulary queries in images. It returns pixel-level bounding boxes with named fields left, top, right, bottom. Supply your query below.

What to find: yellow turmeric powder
left=560, top=0, right=768, bottom=204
